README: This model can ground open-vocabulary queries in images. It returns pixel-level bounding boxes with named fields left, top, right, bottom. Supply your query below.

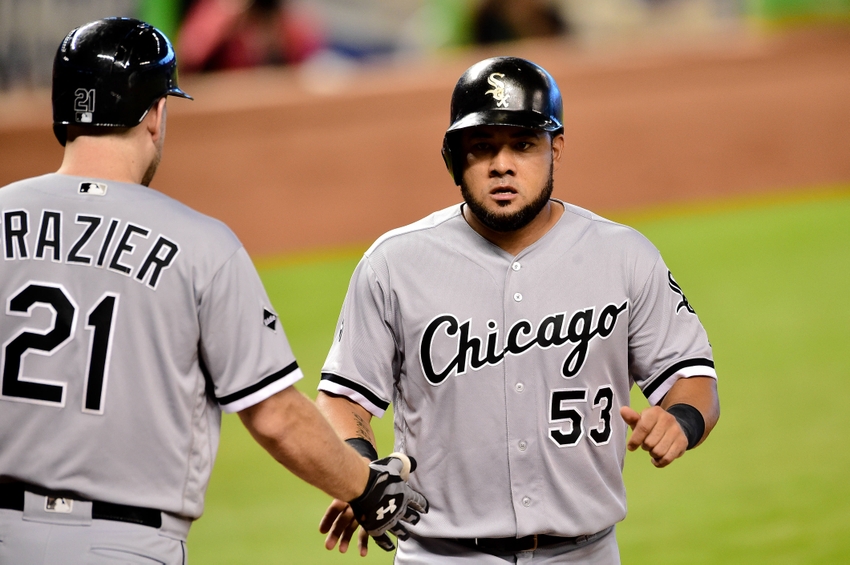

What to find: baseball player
left=316, top=57, right=720, bottom=563
left=0, top=18, right=425, bottom=564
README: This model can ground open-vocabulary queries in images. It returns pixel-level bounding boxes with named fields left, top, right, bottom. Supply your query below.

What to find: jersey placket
left=502, top=255, right=543, bottom=533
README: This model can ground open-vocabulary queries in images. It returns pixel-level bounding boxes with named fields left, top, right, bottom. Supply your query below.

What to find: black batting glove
left=347, top=452, right=429, bottom=551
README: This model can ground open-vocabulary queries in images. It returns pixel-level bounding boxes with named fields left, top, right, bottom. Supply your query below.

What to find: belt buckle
left=529, top=534, right=538, bottom=551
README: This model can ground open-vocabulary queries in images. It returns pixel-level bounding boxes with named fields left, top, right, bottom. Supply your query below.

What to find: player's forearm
left=661, top=376, right=720, bottom=446
left=239, top=387, right=369, bottom=502
left=317, top=391, right=377, bottom=448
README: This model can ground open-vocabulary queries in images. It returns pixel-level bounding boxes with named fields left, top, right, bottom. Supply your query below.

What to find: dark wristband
left=346, top=438, right=378, bottom=461
left=666, top=404, right=705, bottom=450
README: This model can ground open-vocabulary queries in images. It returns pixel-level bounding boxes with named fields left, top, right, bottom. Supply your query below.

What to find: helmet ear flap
left=441, top=134, right=462, bottom=186
left=53, top=124, right=67, bottom=147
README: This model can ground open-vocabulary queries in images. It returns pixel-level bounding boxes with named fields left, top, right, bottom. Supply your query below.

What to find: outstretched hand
left=320, top=499, right=370, bottom=556
left=320, top=453, right=428, bottom=555
left=620, top=406, right=688, bottom=468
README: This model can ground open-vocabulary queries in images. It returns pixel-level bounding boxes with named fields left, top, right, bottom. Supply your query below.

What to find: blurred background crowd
left=1, top=0, right=848, bottom=91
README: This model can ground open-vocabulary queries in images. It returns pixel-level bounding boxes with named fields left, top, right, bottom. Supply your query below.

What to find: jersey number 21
left=2, top=282, right=118, bottom=414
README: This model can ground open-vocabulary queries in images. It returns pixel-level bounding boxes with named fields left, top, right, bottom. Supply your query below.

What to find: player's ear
left=146, top=97, right=167, bottom=143
left=551, top=133, right=565, bottom=171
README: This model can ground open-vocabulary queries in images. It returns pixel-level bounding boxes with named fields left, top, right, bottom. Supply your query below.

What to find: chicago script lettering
left=419, top=301, right=628, bottom=385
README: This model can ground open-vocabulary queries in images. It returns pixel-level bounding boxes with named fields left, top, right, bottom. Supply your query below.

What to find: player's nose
left=489, top=144, right=516, bottom=176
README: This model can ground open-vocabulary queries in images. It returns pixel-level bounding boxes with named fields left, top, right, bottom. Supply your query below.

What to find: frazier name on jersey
left=3, top=208, right=179, bottom=291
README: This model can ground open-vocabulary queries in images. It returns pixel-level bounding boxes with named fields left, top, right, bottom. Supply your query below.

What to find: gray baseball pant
left=0, top=492, right=188, bottom=565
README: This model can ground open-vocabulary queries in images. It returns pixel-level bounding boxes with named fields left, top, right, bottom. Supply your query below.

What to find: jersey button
left=518, top=440, right=527, bottom=451
left=515, top=383, right=524, bottom=393
left=522, top=496, right=531, bottom=507
left=511, top=262, right=521, bottom=271
left=513, top=293, right=522, bottom=302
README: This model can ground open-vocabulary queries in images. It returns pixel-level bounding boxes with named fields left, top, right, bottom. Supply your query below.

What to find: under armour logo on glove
left=348, top=452, right=429, bottom=552
left=376, top=499, right=397, bottom=520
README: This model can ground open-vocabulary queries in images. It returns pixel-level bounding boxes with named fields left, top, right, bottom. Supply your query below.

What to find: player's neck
left=57, top=135, right=151, bottom=186
left=464, top=200, right=564, bottom=256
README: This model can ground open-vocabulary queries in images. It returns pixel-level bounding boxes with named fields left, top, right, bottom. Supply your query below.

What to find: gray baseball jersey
left=320, top=200, right=716, bottom=539
left=0, top=173, right=301, bottom=520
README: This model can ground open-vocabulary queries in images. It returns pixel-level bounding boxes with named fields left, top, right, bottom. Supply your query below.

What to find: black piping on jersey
left=642, top=358, right=715, bottom=398
left=217, top=361, right=299, bottom=406
left=320, top=373, right=390, bottom=412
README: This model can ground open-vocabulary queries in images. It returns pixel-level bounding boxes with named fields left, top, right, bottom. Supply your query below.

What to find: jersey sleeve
left=319, top=256, right=398, bottom=417
left=629, top=253, right=717, bottom=405
left=198, top=246, right=303, bottom=413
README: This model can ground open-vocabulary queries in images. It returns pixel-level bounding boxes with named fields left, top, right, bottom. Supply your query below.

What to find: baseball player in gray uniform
left=0, top=18, right=425, bottom=564
left=316, top=57, right=720, bottom=563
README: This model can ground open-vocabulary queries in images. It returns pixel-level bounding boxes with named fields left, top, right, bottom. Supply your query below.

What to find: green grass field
left=187, top=188, right=850, bottom=564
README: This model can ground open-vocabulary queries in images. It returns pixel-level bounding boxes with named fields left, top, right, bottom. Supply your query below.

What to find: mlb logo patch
left=263, top=308, right=278, bottom=332
left=79, top=182, right=107, bottom=196
left=45, top=497, right=73, bottom=513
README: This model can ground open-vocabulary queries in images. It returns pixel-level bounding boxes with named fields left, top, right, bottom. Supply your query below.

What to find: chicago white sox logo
left=667, top=271, right=695, bottom=314
left=376, top=499, right=397, bottom=520
left=485, top=73, right=509, bottom=108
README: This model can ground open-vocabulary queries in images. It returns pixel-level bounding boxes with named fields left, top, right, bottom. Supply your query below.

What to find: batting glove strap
left=345, top=437, right=378, bottom=461
left=348, top=455, right=429, bottom=552
left=667, top=403, right=705, bottom=450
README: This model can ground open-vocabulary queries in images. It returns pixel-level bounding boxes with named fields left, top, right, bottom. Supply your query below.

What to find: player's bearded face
left=457, top=126, right=557, bottom=232
left=140, top=107, right=167, bottom=187
left=461, top=163, right=553, bottom=232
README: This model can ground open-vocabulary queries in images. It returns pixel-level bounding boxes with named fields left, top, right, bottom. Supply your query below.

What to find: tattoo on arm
left=353, top=413, right=373, bottom=443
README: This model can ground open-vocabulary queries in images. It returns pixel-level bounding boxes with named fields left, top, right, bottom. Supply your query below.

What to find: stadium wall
left=0, top=27, right=848, bottom=257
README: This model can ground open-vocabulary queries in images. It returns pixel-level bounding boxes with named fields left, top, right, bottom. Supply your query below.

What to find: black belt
left=0, top=483, right=162, bottom=529
left=454, top=527, right=611, bottom=555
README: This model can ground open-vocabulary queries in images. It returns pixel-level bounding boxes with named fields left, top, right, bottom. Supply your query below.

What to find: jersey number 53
left=549, top=386, right=614, bottom=447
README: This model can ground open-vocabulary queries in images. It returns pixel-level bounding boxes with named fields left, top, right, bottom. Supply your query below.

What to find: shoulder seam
left=196, top=245, right=246, bottom=300
left=365, top=205, right=462, bottom=257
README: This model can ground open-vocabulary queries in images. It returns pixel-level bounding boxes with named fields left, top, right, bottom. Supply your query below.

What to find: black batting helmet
left=441, top=57, right=563, bottom=185
left=52, top=17, right=192, bottom=146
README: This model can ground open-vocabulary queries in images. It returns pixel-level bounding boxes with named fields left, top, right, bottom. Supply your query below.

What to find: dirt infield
left=1, top=27, right=848, bottom=257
